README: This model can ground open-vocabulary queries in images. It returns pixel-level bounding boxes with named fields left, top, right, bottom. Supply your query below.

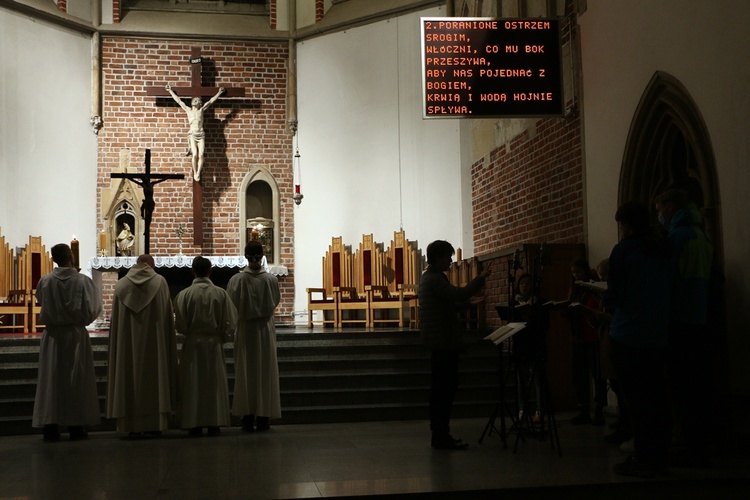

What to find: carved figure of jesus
left=165, top=84, right=225, bottom=182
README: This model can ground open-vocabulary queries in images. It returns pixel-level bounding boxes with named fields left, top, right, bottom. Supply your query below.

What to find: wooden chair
left=336, top=234, right=372, bottom=328
left=16, top=236, right=54, bottom=332
left=407, top=287, right=420, bottom=329
left=370, top=231, right=424, bottom=328
left=0, top=229, right=31, bottom=333
left=361, top=234, right=401, bottom=328
left=306, top=236, right=346, bottom=328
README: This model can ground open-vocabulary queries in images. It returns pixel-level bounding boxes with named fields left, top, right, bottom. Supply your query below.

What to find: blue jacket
left=666, top=204, right=713, bottom=326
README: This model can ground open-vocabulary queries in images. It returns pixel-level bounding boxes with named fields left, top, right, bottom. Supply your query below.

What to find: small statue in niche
left=116, top=223, right=135, bottom=256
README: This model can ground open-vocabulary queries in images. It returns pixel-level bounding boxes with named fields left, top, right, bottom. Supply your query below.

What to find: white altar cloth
left=88, top=255, right=288, bottom=276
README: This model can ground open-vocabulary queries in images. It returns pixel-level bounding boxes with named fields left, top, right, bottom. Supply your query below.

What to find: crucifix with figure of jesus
left=145, top=47, right=246, bottom=247
left=111, top=149, right=183, bottom=254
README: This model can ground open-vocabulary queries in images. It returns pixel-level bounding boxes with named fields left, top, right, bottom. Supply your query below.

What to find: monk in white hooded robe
left=227, top=241, right=281, bottom=432
left=106, top=254, right=177, bottom=435
left=32, top=243, right=102, bottom=441
left=174, top=256, right=237, bottom=435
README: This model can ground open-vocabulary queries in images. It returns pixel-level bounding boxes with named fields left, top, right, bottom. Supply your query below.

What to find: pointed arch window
left=620, top=71, right=721, bottom=257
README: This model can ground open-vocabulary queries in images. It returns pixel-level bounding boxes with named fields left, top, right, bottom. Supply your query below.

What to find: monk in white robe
left=106, top=254, right=177, bottom=437
left=32, top=243, right=102, bottom=441
left=227, top=241, right=282, bottom=432
left=174, top=256, right=237, bottom=436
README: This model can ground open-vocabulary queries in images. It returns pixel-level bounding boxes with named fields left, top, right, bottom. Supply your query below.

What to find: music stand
left=479, top=250, right=524, bottom=448
left=522, top=248, right=562, bottom=457
left=479, top=319, right=526, bottom=447
left=479, top=248, right=562, bottom=457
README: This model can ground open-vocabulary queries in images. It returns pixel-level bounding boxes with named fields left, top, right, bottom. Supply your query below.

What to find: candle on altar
left=70, top=236, right=80, bottom=269
left=99, top=231, right=107, bottom=254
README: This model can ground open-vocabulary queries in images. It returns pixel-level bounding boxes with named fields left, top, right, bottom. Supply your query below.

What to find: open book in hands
left=542, top=299, right=572, bottom=309
left=574, top=280, right=608, bottom=293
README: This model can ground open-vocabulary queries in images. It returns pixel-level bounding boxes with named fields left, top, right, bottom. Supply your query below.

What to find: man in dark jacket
left=606, top=201, right=673, bottom=478
left=419, top=240, right=490, bottom=450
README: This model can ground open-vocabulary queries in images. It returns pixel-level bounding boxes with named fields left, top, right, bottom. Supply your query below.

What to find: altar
left=88, top=255, right=288, bottom=297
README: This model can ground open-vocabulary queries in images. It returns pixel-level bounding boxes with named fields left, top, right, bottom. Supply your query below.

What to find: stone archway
left=619, top=71, right=723, bottom=262
left=238, top=166, right=281, bottom=264
left=619, top=71, right=728, bottom=420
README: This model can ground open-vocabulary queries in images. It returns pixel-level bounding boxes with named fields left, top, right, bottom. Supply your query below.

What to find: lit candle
left=99, top=231, right=107, bottom=253
left=70, top=236, right=80, bottom=269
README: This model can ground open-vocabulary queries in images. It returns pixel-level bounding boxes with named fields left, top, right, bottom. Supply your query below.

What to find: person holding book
left=565, top=258, right=607, bottom=426
left=512, top=273, right=549, bottom=424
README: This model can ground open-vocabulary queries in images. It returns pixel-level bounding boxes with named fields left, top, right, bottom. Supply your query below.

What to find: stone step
left=0, top=370, right=502, bottom=401
left=0, top=329, right=504, bottom=436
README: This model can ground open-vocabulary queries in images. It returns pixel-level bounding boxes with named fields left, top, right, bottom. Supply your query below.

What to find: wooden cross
left=145, top=47, right=246, bottom=247
left=111, top=149, right=184, bottom=254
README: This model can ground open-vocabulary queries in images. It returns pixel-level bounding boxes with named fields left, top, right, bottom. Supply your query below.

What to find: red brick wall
left=472, top=115, right=585, bottom=327
left=97, top=39, right=295, bottom=321
left=113, top=0, right=121, bottom=23
left=56, top=0, right=67, bottom=13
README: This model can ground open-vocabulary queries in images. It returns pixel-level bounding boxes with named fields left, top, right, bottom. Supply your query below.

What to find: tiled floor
left=1, top=415, right=748, bottom=499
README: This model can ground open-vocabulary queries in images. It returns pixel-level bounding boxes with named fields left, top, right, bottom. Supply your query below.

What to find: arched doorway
left=238, top=166, right=280, bottom=264
left=619, top=70, right=727, bottom=428
left=619, top=71, right=722, bottom=260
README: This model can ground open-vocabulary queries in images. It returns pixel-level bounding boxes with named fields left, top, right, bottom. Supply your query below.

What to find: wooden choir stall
left=0, top=231, right=54, bottom=333
left=307, top=231, right=424, bottom=329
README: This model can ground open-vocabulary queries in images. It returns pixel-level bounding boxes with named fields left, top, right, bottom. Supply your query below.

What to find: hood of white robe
left=119, top=263, right=164, bottom=313
left=50, top=267, right=78, bottom=281
left=242, top=266, right=266, bottom=276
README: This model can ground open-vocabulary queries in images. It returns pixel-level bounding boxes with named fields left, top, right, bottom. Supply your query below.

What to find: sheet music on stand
left=484, top=322, right=526, bottom=345
left=574, top=280, right=608, bottom=293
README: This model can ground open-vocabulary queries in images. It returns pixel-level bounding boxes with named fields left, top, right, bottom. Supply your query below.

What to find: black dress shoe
left=431, top=436, right=469, bottom=450
left=43, top=424, right=61, bottom=442
left=241, top=415, right=255, bottom=433
left=69, top=426, right=89, bottom=441
left=256, top=417, right=270, bottom=432
left=207, top=426, right=221, bottom=437
left=188, top=427, right=203, bottom=437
